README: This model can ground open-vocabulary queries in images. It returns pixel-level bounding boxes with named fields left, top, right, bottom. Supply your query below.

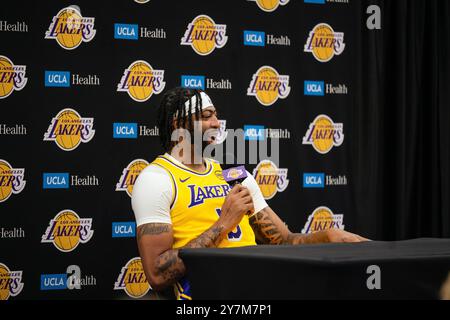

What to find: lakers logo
left=304, top=23, right=345, bottom=62
left=0, top=263, right=24, bottom=300
left=0, top=55, right=27, bottom=99
left=41, top=209, right=94, bottom=252
left=117, top=60, right=166, bottom=102
left=45, top=6, right=96, bottom=50
left=302, top=114, right=344, bottom=154
left=43, top=108, right=95, bottom=151
left=180, top=15, right=228, bottom=55
left=116, top=159, right=149, bottom=197
left=253, top=160, right=288, bottom=200
left=227, top=168, right=244, bottom=180
left=247, top=66, right=290, bottom=106
left=301, top=206, right=344, bottom=234
left=0, top=160, right=26, bottom=203
left=114, top=258, right=150, bottom=298
left=248, top=0, right=290, bottom=12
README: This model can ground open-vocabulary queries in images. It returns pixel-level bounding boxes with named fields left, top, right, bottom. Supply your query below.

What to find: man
left=132, top=87, right=368, bottom=300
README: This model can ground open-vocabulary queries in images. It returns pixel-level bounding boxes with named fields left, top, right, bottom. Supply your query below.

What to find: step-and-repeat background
left=1, top=0, right=376, bottom=299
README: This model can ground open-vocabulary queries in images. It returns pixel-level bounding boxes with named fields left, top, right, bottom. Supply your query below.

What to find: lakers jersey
left=151, top=154, right=256, bottom=299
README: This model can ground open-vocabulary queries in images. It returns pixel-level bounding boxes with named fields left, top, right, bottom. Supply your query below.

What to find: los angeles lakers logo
left=0, top=55, right=27, bottom=99
left=302, top=114, right=344, bottom=154
left=180, top=15, right=228, bottom=56
left=253, top=160, right=289, bottom=200
left=45, top=6, right=96, bottom=50
left=114, top=258, right=150, bottom=298
left=301, top=206, right=344, bottom=234
left=248, top=0, right=290, bottom=12
left=0, top=160, right=26, bottom=203
left=41, top=209, right=94, bottom=252
left=43, top=108, right=95, bottom=151
left=116, top=159, right=149, bottom=197
left=247, top=66, right=290, bottom=106
left=304, top=23, right=345, bottom=62
left=117, top=60, right=166, bottom=102
left=0, top=263, right=24, bottom=300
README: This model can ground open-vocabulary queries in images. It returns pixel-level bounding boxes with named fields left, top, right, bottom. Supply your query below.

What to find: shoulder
left=133, top=164, right=174, bottom=195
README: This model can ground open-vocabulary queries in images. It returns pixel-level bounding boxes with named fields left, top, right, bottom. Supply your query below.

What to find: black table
left=179, top=238, right=450, bottom=299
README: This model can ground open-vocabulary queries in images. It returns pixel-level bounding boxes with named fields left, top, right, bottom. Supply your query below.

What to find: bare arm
left=137, top=221, right=227, bottom=291
left=249, top=206, right=368, bottom=245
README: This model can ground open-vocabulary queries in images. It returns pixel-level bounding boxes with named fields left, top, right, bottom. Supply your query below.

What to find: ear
left=172, top=118, right=179, bottom=130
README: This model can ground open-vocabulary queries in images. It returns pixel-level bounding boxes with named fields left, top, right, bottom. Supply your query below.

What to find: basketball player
left=132, top=87, right=368, bottom=300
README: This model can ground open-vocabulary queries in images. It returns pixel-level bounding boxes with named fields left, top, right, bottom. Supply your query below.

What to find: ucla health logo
left=303, top=173, right=347, bottom=188
left=248, top=0, right=289, bottom=12
left=247, top=66, right=290, bottom=106
left=43, top=173, right=69, bottom=189
left=43, top=108, right=95, bottom=151
left=45, top=71, right=70, bottom=87
left=302, top=206, right=344, bottom=234
left=40, top=265, right=96, bottom=290
left=114, top=257, right=150, bottom=298
left=0, top=55, right=27, bottom=99
left=181, top=75, right=205, bottom=89
left=303, top=173, right=325, bottom=188
left=0, top=263, right=24, bottom=300
left=181, top=15, right=228, bottom=56
left=41, top=209, right=94, bottom=252
left=0, top=160, right=26, bottom=203
left=304, top=23, right=345, bottom=62
left=244, top=31, right=265, bottom=46
left=112, top=222, right=136, bottom=238
left=113, top=123, right=138, bottom=139
left=116, top=159, right=149, bottom=197
left=244, top=125, right=265, bottom=141
left=117, top=60, right=165, bottom=102
left=303, top=115, right=344, bottom=154
left=45, top=6, right=96, bottom=50
left=253, top=160, right=289, bottom=200
left=304, top=81, right=324, bottom=96
left=114, top=23, right=138, bottom=40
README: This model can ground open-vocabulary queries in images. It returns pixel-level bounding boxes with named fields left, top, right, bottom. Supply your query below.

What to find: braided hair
left=157, top=87, right=204, bottom=152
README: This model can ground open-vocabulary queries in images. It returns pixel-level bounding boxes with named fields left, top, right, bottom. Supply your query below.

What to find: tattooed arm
left=137, top=222, right=228, bottom=291
left=137, top=183, right=254, bottom=291
left=249, top=206, right=368, bottom=245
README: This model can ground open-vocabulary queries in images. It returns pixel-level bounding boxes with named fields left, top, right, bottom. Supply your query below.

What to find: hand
left=325, top=229, right=370, bottom=243
left=219, top=184, right=254, bottom=233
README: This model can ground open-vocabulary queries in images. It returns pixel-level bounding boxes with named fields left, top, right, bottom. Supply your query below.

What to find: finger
left=231, top=184, right=243, bottom=193
left=357, top=235, right=370, bottom=241
left=245, top=203, right=255, bottom=212
left=239, top=188, right=250, bottom=198
left=242, top=195, right=253, bottom=204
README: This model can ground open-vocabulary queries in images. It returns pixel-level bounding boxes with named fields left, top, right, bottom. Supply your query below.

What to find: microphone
left=222, top=165, right=248, bottom=186
left=220, top=152, right=247, bottom=186
left=220, top=153, right=252, bottom=215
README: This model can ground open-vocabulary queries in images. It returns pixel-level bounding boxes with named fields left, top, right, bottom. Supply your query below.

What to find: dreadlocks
left=157, top=87, right=204, bottom=152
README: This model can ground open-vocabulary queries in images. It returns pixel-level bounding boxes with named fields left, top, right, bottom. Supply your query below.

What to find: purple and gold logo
left=0, top=55, right=27, bottom=99
left=45, top=6, right=96, bottom=50
left=180, top=15, right=228, bottom=56
left=0, top=160, right=25, bottom=203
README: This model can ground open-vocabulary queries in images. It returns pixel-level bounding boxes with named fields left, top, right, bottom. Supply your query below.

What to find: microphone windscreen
left=222, top=165, right=247, bottom=186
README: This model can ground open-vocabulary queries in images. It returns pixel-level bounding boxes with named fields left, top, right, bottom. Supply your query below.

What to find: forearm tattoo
left=249, top=209, right=284, bottom=245
left=137, top=223, right=170, bottom=239
left=184, top=225, right=225, bottom=248
left=154, top=250, right=185, bottom=284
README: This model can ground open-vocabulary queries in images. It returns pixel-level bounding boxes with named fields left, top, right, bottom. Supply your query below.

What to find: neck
left=170, top=143, right=206, bottom=171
